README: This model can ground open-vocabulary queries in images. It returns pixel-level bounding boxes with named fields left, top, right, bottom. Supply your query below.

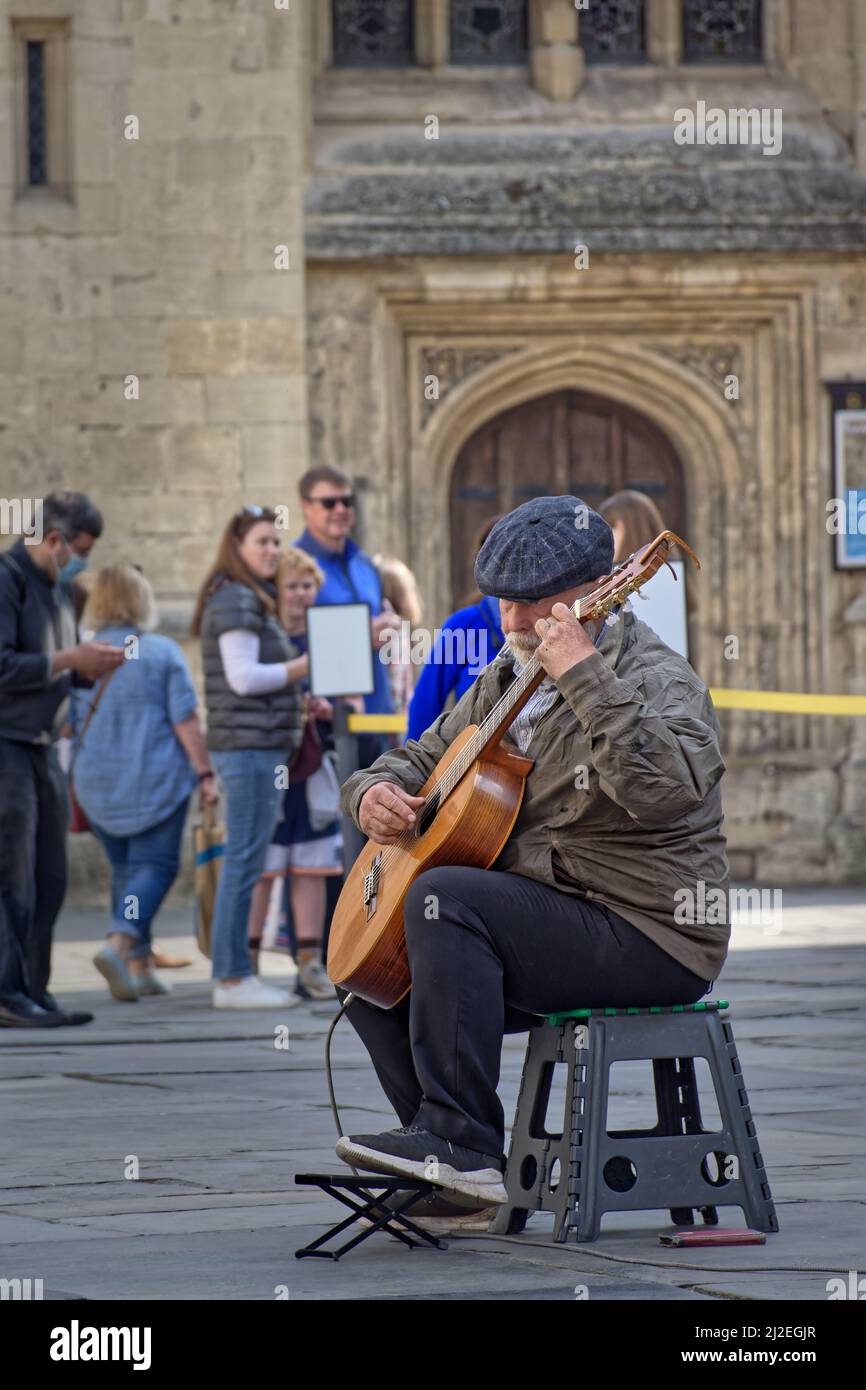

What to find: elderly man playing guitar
left=332, top=496, right=729, bottom=1233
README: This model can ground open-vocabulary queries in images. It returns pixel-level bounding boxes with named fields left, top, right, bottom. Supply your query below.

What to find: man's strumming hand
left=359, top=783, right=425, bottom=845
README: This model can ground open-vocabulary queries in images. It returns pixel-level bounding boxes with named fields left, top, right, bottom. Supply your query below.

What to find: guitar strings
left=369, top=609, right=565, bottom=874
left=370, top=584, right=603, bottom=872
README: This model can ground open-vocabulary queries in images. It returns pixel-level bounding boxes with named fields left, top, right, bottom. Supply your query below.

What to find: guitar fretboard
left=431, top=597, right=585, bottom=804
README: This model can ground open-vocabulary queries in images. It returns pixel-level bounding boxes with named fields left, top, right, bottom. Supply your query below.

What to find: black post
left=332, top=696, right=366, bottom=872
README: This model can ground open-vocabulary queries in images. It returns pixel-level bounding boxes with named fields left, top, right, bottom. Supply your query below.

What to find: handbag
left=68, top=670, right=117, bottom=834
left=305, top=750, right=342, bottom=831
left=289, top=715, right=323, bottom=783
left=194, top=800, right=225, bottom=960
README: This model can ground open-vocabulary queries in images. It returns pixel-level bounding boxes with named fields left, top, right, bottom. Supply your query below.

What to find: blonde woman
left=244, top=547, right=345, bottom=1000
left=72, top=565, right=217, bottom=1001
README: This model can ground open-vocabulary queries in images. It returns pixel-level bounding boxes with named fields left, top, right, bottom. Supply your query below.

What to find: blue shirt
left=293, top=528, right=394, bottom=716
left=406, top=595, right=504, bottom=743
left=70, top=627, right=198, bottom=837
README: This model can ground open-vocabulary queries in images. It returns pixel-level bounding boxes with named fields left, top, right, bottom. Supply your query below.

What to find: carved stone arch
left=412, top=341, right=745, bottom=683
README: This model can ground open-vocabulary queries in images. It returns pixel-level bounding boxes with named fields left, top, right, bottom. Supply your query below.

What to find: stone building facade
left=2, top=0, right=866, bottom=894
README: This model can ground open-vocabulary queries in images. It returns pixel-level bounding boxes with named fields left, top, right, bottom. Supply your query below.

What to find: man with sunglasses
left=294, top=465, right=395, bottom=769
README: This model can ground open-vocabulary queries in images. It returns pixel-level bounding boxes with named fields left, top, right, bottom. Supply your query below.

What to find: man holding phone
left=0, top=491, right=124, bottom=1027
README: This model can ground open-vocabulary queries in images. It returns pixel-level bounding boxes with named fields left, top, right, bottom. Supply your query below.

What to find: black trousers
left=0, top=738, right=68, bottom=1003
left=342, top=865, right=712, bottom=1159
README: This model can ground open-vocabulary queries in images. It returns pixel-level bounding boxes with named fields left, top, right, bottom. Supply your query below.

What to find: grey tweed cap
left=474, top=495, right=615, bottom=602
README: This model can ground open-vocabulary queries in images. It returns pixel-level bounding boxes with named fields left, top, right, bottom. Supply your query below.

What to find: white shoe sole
left=360, top=1207, right=497, bottom=1235
left=212, top=992, right=299, bottom=1010
left=335, top=1137, right=508, bottom=1204
left=411, top=1209, right=497, bottom=1234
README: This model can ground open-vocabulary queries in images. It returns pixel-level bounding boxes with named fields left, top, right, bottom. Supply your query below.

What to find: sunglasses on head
left=304, top=494, right=355, bottom=511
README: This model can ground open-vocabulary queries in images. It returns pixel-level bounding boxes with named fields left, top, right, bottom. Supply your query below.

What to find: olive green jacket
left=341, top=609, right=730, bottom=982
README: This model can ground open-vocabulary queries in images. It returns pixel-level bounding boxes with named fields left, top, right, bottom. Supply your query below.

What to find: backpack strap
left=70, top=668, right=117, bottom=773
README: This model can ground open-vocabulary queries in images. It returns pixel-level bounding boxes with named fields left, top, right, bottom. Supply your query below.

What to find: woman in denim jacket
left=72, top=565, right=217, bottom=1001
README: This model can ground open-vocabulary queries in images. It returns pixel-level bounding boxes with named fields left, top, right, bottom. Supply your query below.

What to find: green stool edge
left=546, top=999, right=730, bottom=1026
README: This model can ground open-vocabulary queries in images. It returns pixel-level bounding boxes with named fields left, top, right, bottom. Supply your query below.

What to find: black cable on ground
left=324, top=990, right=361, bottom=1176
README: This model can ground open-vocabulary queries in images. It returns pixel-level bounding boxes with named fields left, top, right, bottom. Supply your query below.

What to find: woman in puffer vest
left=191, top=507, right=306, bottom=1009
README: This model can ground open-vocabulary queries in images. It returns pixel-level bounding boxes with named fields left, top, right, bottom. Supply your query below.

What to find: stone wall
left=306, top=250, right=866, bottom=888
left=0, top=0, right=311, bottom=618
left=0, top=0, right=312, bottom=906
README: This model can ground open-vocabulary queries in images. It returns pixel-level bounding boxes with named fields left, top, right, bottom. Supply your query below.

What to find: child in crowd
left=246, top=547, right=342, bottom=1001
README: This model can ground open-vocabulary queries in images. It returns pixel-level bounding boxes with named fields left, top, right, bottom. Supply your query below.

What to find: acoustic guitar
left=327, top=531, right=699, bottom=1008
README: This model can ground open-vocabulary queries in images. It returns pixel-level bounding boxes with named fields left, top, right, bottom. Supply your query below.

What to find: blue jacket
left=406, top=595, right=504, bottom=743
left=293, top=528, right=394, bottom=715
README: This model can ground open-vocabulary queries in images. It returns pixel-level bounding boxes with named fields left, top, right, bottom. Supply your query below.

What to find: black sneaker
left=39, top=992, right=94, bottom=1027
left=335, top=1125, right=507, bottom=1204
left=0, top=993, right=67, bottom=1029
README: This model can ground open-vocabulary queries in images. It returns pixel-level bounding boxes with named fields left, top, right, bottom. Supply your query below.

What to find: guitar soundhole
left=415, top=793, right=440, bottom=838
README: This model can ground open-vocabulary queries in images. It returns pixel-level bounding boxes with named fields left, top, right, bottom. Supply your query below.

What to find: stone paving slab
left=2, top=892, right=865, bottom=1301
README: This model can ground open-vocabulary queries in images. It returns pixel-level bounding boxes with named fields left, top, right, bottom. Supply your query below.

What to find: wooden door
left=449, top=389, right=686, bottom=605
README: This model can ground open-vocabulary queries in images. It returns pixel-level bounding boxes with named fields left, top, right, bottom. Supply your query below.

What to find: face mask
left=58, top=553, right=89, bottom=583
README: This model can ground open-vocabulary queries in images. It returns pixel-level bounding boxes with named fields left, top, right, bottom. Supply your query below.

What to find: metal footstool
left=491, top=1000, right=779, bottom=1243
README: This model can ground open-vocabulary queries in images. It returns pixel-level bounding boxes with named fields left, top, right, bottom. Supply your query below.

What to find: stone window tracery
left=26, top=41, right=47, bottom=184
left=332, top=1, right=415, bottom=67
left=581, top=1, right=647, bottom=66
left=682, top=0, right=763, bottom=63
left=325, top=1, right=766, bottom=76
left=11, top=18, right=71, bottom=197
left=450, top=1, right=529, bottom=65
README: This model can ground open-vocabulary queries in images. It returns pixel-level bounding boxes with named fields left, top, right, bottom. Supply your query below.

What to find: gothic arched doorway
left=449, top=388, right=687, bottom=605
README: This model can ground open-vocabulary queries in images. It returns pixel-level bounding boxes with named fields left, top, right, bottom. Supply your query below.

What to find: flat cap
left=474, top=495, right=614, bottom=602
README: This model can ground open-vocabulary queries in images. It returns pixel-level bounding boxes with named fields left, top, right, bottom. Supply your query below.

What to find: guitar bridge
left=363, top=851, right=382, bottom=921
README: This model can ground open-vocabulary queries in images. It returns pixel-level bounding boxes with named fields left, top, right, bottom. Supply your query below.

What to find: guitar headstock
left=576, top=531, right=700, bottom=623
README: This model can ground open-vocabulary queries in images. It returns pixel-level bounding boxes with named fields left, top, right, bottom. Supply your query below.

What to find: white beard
left=504, top=632, right=541, bottom=667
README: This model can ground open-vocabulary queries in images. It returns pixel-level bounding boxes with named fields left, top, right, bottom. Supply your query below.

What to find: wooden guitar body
left=327, top=725, right=534, bottom=1008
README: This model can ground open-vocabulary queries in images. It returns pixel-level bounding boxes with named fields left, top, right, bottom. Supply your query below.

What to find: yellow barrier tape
left=710, top=689, right=866, bottom=716
left=347, top=714, right=408, bottom=733
left=349, top=692, right=866, bottom=733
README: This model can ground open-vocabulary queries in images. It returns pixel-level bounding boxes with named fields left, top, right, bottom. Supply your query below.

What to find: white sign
left=630, top=558, right=689, bottom=658
left=305, top=602, right=375, bottom=698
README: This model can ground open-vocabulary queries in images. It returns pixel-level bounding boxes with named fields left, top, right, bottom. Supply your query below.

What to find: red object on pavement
left=659, top=1228, right=767, bottom=1247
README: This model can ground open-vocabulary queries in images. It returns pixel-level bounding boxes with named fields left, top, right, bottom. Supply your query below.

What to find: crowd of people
left=0, top=471, right=670, bottom=1028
